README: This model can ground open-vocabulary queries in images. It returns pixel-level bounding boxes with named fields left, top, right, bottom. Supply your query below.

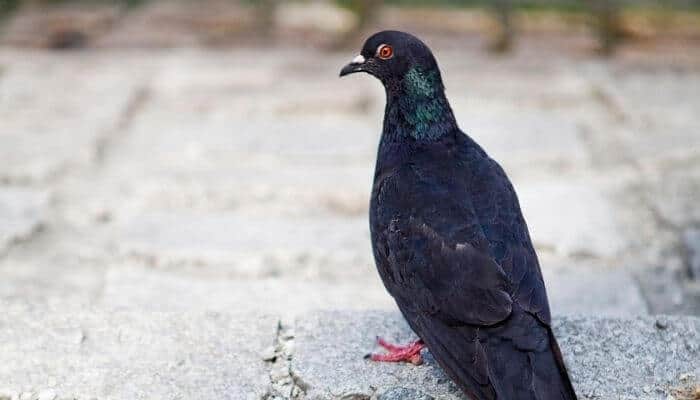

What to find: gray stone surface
left=292, top=311, right=700, bottom=400
left=0, top=302, right=277, bottom=400
left=99, top=266, right=396, bottom=318
left=518, top=178, right=629, bottom=259
left=0, top=50, right=153, bottom=183
left=554, top=315, right=700, bottom=400
left=110, top=213, right=374, bottom=279
left=542, top=262, right=648, bottom=317
left=0, top=257, right=104, bottom=308
left=684, top=228, right=700, bottom=281
left=0, top=188, right=49, bottom=253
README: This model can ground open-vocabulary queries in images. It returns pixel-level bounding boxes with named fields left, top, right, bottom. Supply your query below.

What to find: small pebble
left=275, top=377, right=293, bottom=386
left=281, top=329, right=295, bottom=340
left=282, top=341, right=295, bottom=358
left=73, top=330, right=85, bottom=345
left=261, top=346, right=277, bottom=362
left=93, top=210, right=112, bottom=224
left=270, top=366, right=289, bottom=381
left=679, top=372, right=695, bottom=382
left=655, top=317, right=669, bottom=330
left=37, top=390, right=56, bottom=400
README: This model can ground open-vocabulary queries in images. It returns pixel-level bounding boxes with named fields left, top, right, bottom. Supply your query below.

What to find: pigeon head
left=340, top=31, right=456, bottom=141
left=339, top=30, right=444, bottom=92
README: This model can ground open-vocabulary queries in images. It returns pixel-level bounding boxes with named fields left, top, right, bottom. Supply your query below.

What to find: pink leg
left=365, top=337, right=425, bottom=365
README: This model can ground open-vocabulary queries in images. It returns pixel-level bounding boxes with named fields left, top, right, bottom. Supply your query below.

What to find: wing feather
left=383, top=217, right=513, bottom=326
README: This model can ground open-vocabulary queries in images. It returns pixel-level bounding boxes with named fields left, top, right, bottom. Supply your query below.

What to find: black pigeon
left=340, top=31, right=577, bottom=400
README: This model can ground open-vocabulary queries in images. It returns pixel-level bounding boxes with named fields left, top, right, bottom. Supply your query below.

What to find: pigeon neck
left=382, top=67, right=457, bottom=143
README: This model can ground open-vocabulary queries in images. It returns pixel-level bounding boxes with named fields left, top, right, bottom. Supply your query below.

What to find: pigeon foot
left=365, top=337, right=425, bottom=365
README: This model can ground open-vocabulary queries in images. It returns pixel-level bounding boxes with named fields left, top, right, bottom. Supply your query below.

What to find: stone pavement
left=2, top=307, right=698, bottom=400
left=0, top=41, right=699, bottom=398
left=291, top=311, right=700, bottom=400
left=0, top=302, right=277, bottom=400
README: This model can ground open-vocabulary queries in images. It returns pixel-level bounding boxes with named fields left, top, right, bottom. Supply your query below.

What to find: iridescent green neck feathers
left=389, top=67, right=456, bottom=142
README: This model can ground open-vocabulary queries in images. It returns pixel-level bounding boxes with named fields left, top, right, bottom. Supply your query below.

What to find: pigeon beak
left=339, top=54, right=366, bottom=77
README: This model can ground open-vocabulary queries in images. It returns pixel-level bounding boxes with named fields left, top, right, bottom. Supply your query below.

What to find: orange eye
left=377, top=44, right=393, bottom=60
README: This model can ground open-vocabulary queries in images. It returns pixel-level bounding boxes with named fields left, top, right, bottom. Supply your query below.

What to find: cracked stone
left=0, top=50, right=152, bottom=183
left=262, top=346, right=278, bottom=362
left=282, top=341, right=296, bottom=358
left=683, top=228, right=700, bottom=280
left=0, top=188, right=49, bottom=254
left=270, top=366, right=290, bottom=382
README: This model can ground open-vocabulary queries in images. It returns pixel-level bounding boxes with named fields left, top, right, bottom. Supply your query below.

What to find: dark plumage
left=340, top=31, right=577, bottom=400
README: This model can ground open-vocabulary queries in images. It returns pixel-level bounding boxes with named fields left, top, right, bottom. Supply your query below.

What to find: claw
left=367, top=337, right=425, bottom=365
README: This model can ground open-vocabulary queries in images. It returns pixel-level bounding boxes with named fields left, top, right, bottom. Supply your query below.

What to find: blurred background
left=0, top=0, right=699, bottom=326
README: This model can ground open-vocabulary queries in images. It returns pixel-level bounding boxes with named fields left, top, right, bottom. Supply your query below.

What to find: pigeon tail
left=413, top=306, right=577, bottom=400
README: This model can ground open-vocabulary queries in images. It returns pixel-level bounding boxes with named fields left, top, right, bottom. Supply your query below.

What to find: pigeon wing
left=381, top=217, right=513, bottom=326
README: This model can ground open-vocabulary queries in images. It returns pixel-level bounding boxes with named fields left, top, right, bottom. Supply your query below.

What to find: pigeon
left=339, top=31, right=577, bottom=400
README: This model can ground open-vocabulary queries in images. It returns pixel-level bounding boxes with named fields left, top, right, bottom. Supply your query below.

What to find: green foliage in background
left=349, top=0, right=700, bottom=12
left=0, top=0, right=21, bottom=17
left=4, top=0, right=700, bottom=13
left=35, top=0, right=147, bottom=8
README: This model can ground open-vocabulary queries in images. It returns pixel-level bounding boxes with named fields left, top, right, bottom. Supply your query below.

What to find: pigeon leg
left=365, top=337, right=425, bottom=365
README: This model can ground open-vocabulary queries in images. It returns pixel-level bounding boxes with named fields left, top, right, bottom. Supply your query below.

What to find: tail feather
left=416, top=316, right=497, bottom=400
left=414, top=310, right=577, bottom=400
left=543, top=330, right=578, bottom=400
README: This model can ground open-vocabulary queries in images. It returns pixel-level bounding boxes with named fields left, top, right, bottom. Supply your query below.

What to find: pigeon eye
left=377, top=44, right=393, bottom=60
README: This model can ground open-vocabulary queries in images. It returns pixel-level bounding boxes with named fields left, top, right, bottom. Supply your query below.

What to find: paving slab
left=542, top=263, right=648, bottom=317
left=645, top=164, right=700, bottom=229
left=0, top=51, right=154, bottom=183
left=100, top=266, right=396, bottom=317
left=0, top=188, right=49, bottom=253
left=110, top=213, right=375, bottom=279
left=0, top=258, right=104, bottom=308
left=594, top=70, right=700, bottom=162
left=517, top=178, right=629, bottom=259
left=0, top=226, right=113, bottom=308
left=292, top=311, right=700, bottom=400
left=0, top=302, right=278, bottom=400
left=67, top=160, right=373, bottom=221
left=454, top=103, right=591, bottom=174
